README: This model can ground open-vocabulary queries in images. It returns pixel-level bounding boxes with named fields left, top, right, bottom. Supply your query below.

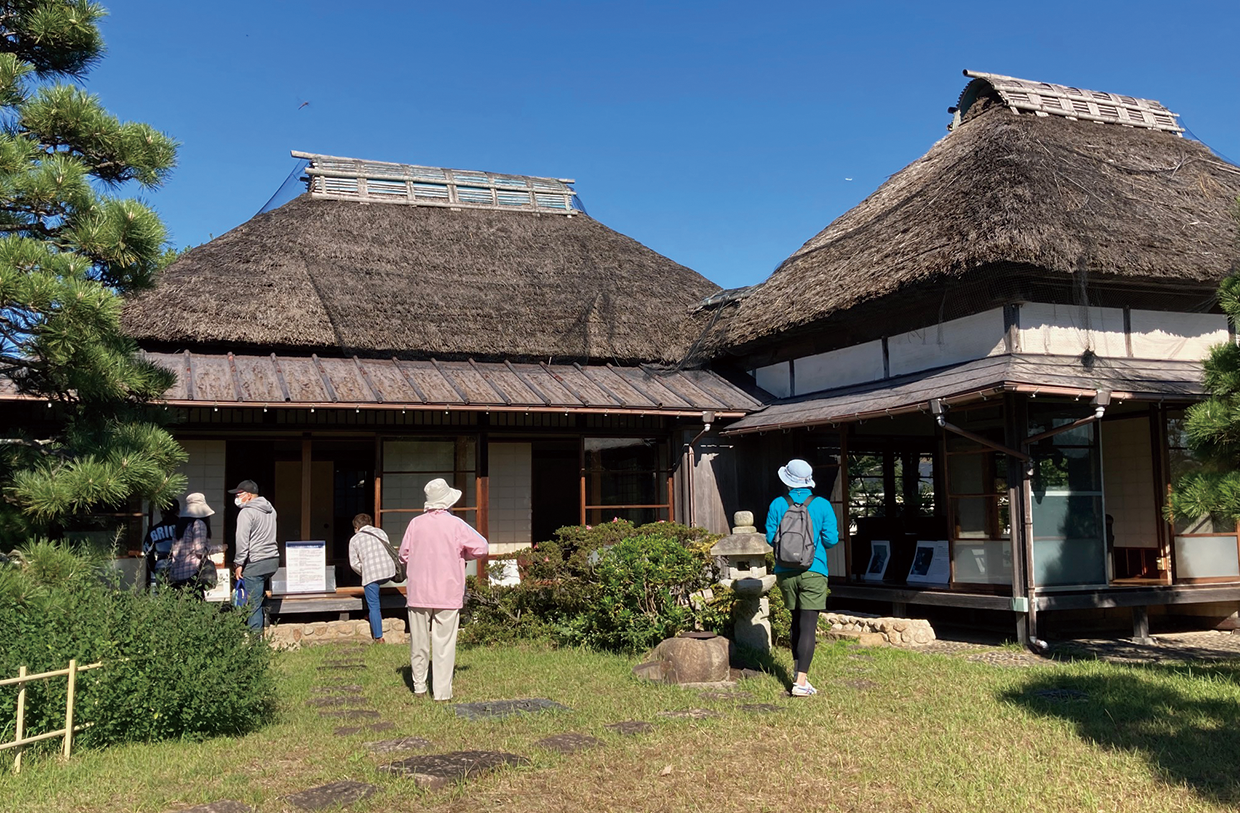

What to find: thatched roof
left=717, top=89, right=1240, bottom=358
left=122, top=192, right=719, bottom=365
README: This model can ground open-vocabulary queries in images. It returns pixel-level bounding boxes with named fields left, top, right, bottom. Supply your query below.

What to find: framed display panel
left=864, top=540, right=891, bottom=581
left=906, top=540, right=950, bottom=585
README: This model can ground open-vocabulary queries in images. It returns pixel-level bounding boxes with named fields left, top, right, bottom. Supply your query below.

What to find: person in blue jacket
left=766, top=458, right=839, bottom=697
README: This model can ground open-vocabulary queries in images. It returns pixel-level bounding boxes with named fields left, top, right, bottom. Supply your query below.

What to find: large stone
left=858, top=632, right=887, bottom=648
left=380, top=751, right=530, bottom=790
left=643, top=634, right=731, bottom=685
left=452, top=698, right=571, bottom=721
left=605, top=720, right=654, bottom=736
left=285, top=781, right=378, bottom=811
left=364, top=736, right=433, bottom=754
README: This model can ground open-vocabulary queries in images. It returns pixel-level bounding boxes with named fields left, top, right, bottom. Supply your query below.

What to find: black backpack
left=773, top=495, right=817, bottom=569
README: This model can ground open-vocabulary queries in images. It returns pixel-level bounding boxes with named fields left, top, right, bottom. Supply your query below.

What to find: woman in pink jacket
left=398, top=478, right=489, bottom=701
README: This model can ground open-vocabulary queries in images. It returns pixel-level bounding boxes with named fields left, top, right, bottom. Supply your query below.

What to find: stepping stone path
left=318, top=664, right=366, bottom=672
left=533, top=733, right=603, bottom=753
left=606, top=720, right=654, bottom=736
left=285, top=781, right=378, bottom=812
left=364, top=736, right=433, bottom=754
left=453, top=698, right=571, bottom=721
left=380, top=751, right=530, bottom=790
left=312, top=684, right=363, bottom=694
left=319, top=709, right=381, bottom=721
left=335, top=722, right=395, bottom=737
left=173, top=803, right=254, bottom=813
left=1031, top=688, right=1090, bottom=702
left=699, top=690, right=751, bottom=701
left=657, top=708, right=721, bottom=720
left=841, top=679, right=879, bottom=691
left=306, top=695, right=364, bottom=708
left=737, top=703, right=783, bottom=713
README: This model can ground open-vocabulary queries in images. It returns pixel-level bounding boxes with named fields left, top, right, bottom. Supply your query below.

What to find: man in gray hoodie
left=229, top=479, right=279, bottom=632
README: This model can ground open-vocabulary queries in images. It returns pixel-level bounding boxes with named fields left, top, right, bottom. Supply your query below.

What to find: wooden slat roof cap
left=958, top=70, right=1183, bottom=134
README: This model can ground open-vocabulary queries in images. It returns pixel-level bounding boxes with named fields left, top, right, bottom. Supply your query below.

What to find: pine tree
left=1167, top=262, right=1240, bottom=523
left=0, top=1, right=185, bottom=540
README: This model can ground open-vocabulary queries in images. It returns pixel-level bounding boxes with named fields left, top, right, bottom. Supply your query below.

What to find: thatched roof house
left=123, top=154, right=720, bottom=366
left=716, top=70, right=1240, bottom=363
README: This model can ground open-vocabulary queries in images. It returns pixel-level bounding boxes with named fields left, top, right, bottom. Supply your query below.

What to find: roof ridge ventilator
left=951, top=70, right=1183, bottom=135
left=292, top=150, right=583, bottom=215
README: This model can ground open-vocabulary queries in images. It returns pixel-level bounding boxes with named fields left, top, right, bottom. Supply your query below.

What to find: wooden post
left=13, top=665, right=25, bottom=774
left=62, top=659, right=77, bottom=760
left=300, top=436, right=312, bottom=541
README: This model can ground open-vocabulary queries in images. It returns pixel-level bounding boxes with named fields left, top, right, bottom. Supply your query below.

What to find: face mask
left=234, top=496, right=245, bottom=508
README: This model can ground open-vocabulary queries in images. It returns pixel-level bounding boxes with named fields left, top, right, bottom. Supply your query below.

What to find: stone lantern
left=711, top=510, right=776, bottom=654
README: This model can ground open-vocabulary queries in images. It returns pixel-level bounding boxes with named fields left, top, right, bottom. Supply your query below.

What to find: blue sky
left=90, top=1, right=1240, bottom=291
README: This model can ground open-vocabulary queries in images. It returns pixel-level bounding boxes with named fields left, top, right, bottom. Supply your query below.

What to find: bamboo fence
left=1, top=659, right=103, bottom=773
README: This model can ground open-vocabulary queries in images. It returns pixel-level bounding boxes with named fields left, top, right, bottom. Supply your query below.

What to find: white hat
left=424, top=478, right=463, bottom=510
left=182, top=492, right=215, bottom=518
left=778, top=459, right=815, bottom=489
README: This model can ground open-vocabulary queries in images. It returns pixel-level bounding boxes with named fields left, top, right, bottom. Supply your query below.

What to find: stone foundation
left=268, top=617, right=409, bottom=650
left=820, top=612, right=935, bottom=648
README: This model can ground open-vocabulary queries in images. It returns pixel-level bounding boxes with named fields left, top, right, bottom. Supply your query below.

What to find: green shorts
left=777, top=571, right=830, bottom=611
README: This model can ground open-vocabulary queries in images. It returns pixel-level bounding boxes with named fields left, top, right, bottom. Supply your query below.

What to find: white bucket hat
left=424, top=478, right=462, bottom=510
left=182, top=492, right=215, bottom=518
left=778, top=459, right=815, bottom=489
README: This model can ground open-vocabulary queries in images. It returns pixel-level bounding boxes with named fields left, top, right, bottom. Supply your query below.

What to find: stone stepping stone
left=172, top=803, right=254, bottom=813
left=533, top=733, right=603, bottom=753
left=312, top=684, right=363, bottom=694
left=319, top=709, right=381, bottom=721
left=380, top=750, right=531, bottom=790
left=699, top=690, right=752, bottom=701
left=306, top=695, right=365, bottom=708
left=737, top=703, right=783, bottom=714
left=842, top=679, right=879, bottom=691
left=1031, top=688, right=1090, bottom=702
left=318, top=664, right=366, bottom=672
left=335, top=722, right=395, bottom=737
left=657, top=708, right=721, bottom=720
left=453, top=698, right=571, bottom=721
left=364, top=736, right=433, bottom=754
left=605, top=720, right=654, bottom=736
left=285, top=780, right=378, bottom=811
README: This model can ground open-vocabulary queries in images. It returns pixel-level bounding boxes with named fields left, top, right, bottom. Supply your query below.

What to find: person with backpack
left=348, top=513, right=399, bottom=643
left=766, top=458, right=839, bottom=697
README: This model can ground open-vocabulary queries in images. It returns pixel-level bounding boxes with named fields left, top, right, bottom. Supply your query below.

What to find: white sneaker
left=791, top=681, right=818, bottom=697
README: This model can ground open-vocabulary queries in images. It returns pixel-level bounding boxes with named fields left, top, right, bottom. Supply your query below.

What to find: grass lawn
left=3, top=638, right=1240, bottom=812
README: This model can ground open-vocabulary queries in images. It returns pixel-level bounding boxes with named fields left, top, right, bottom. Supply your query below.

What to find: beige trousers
left=408, top=607, right=460, bottom=701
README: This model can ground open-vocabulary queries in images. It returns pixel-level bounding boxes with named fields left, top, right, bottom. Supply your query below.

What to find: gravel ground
left=908, top=629, right=1240, bottom=668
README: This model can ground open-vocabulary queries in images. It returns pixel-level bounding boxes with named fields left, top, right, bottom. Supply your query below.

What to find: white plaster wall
left=1019, top=303, right=1127, bottom=357
left=1101, top=418, right=1159, bottom=549
left=754, top=362, right=792, bottom=399
left=888, top=308, right=1007, bottom=377
left=794, top=340, right=884, bottom=395
left=1129, top=310, right=1229, bottom=360
left=488, top=442, right=532, bottom=555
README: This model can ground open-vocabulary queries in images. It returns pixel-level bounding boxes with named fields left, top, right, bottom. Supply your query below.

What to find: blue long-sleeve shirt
left=765, top=487, right=839, bottom=577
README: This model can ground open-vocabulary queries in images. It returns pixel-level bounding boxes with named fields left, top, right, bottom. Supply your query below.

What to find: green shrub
left=0, top=540, right=275, bottom=752
left=463, top=521, right=724, bottom=653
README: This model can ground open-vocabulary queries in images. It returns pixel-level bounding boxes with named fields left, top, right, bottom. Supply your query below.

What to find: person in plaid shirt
left=168, top=492, right=217, bottom=596
left=349, top=513, right=397, bottom=642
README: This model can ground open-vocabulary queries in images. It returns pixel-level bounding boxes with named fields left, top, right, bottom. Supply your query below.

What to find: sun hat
left=227, top=479, right=260, bottom=495
left=424, top=478, right=463, bottom=510
left=182, top=492, right=215, bottom=518
left=778, top=459, right=815, bottom=489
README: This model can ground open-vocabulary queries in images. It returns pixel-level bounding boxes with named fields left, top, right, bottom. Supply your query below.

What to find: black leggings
left=789, top=609, right=820, bottom=675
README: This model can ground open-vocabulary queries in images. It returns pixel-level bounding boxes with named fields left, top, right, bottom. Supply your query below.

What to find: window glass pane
left=382, top=439, right=475, bottom=473
left=583, top=438, right=668, bottom=509
left=848, top=452, right=886, bottom=519
left=952, top=539, right=1012, bottom=584
left=1031, top=494, right=1106, bottom=586
left=1174, top=535, right=1240, bottom=578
